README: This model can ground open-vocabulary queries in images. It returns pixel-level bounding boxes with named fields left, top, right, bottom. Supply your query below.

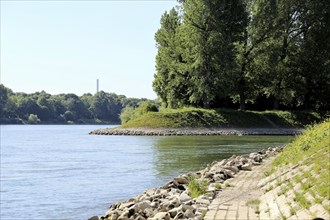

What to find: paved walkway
left=204, top=157, right=274, bottom=220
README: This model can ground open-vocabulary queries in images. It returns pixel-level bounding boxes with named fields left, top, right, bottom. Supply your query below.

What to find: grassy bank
left=120, top=107, right=321, bottom=129
left=269, top=119, right=330, bottom=213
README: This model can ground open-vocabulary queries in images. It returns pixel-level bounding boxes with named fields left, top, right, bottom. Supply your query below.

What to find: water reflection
left=151, top=135, right=293, bottom=183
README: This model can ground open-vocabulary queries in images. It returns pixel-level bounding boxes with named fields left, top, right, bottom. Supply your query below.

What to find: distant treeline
left=0, top=84, right=151, bottom=124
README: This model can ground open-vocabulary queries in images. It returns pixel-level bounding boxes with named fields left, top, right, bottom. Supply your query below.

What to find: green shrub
left=120, top=106, right=136, bottom=124
left=27, top=114, right=40, bottom=124
left=120, top=102, right=158, bottom=124
left=188, top=177, right=208, bottom=198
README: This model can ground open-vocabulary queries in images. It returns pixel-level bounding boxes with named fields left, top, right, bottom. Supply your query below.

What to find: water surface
left=0, top=125, right=293, bottom=219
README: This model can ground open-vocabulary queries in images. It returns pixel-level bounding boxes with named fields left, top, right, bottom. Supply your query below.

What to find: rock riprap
left=90, top=147, right=282, bottom=220
left=89, top=128, right=301, bottom=136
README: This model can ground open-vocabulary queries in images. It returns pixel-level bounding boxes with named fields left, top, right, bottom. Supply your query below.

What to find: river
left=0, top=125, right=293, bottom=219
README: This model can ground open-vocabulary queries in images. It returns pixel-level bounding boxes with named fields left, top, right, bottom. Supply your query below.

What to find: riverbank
left=90, top=120, right=329, bottom=220
left=90, top=146, right=282, bottom=220
left=89, top=127, right=302, bottom=136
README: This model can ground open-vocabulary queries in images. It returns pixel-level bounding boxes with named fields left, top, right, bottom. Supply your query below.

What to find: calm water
left=0, top=125, right=293, bottom=220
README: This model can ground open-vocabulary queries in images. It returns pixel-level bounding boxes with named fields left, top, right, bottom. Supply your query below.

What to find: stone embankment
left=89, top=147, right=282, bottom=220
left=89, top=127, right=301, bottom=136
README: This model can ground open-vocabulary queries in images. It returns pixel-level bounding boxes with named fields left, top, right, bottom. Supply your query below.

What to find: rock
left=241, top=163, right=252, bottom=171
left=196, top=197, right=210, bottom=206
left=117, top=210, right=129, bottom=220
left=239, top=157, right=249, bottom=164
left=181, top=204, right=194, bottom=212
left=220, top=170, right=234, bottom=178
left=173, top=211, right=185, bottom=219
left=168, top=206, right=183, bottom=218
left=174, top=176, right=188, bottom=184
left=118, top=202, right=135, bottom=210
left=143, top=208, right=155, bottom=218
left=145, top=188, right=156, bottom=196
left=224, top=165, right=239, bottom=173
left=88, top=216, right=99, bottom=220
left=179, top=192, right=191, bottom=203
left=184, top=209, right=195, bottom=218
left=133, top=201, right=151, bottom=212
left=213, top=174, right=225, bottom=181
left=150, top=212, right=170, bottom=220
left=177, top=184, right=185, bottom=191
left=161, top=197, right=180, bottom=210
left=134, top=215, right=146, bottom=220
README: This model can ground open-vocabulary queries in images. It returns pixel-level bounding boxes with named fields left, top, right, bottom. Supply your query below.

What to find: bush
left=120, top=102, right=158, bottom=124
left=120, top=106, right=136, bottom=124
left=188, top=177, right=208, bottom=198
left=27, top=114, right=40, bottom=124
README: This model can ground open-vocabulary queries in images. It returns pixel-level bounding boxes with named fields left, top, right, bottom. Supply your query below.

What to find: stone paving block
left=237, top=202, right=248, bottom=220
left=295, top=208, right=311, bottom=220
left=287, top=214, right=299, bottom=220
left=276, top=194, right=291, bottom=218
left=248, top=206, right=259, bottom=220
left=309, top=203, right=330, bottom=219
left=267, top=198, right=281, bottom=220
left=226, top=210, right=237, bottom=220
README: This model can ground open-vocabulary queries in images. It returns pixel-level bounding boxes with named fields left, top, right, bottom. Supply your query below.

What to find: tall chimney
left=96, top=79, right=99, bottom=93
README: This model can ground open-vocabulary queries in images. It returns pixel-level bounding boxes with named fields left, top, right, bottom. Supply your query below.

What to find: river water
left=0, top=125, right=293, bottom=219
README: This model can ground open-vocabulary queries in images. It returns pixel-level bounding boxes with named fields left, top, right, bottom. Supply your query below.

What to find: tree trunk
left=273, top=98, right=279, bottom=110
left=239, top=92, right=246, bottom=111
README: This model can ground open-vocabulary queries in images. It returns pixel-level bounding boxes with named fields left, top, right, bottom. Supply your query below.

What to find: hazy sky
left=1, top=0, right=177, bottom=99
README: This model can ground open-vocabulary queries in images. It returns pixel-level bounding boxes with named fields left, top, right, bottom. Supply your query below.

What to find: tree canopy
left=153, top=0, right=330, bottom=111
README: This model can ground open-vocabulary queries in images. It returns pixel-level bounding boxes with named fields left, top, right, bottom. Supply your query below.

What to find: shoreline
left=89, top=127, right=302, bottom=136
left=89, top=146, right=282, bottom=220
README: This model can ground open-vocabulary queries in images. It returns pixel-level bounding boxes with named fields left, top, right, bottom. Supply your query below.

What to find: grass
left=224, top=182, right=233, bottom=187
left=290, top=206, right=297, bottom=216
left=188, top=177, right=208, bottom=198
left=294, top=191, right=312, bottom=209
left=246, top=199, right=261, bottom=214
left=119, top=107, right=320, bottom=129
left=246, top=199, right=261, bottom=206
left=214, top=183, right=222, bottom=190
left=267, top=119, right=330, bottom=213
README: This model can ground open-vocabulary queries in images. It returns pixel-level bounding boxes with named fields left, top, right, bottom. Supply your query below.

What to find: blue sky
left=0, top=0, right=177, bottom=99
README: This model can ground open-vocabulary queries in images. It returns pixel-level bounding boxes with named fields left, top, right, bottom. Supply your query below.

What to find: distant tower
left=96, top=79, right=99, bottom=93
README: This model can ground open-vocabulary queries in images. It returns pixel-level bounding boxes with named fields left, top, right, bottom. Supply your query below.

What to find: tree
left=0, top=84, right=9, bottom=117
left=28, top=114, right=40, bottom=124
left=153, top=8, right=187, bottom=108
left=89, top=91, right=122, bottom=122
left=153, top=1, right=247, bottom=109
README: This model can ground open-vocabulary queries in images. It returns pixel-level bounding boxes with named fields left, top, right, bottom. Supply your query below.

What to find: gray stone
left=195, top=198, right=210, bottom=206
left=143, top=208, right=155, bottom=218
left=184, top=209, right=195, bottom=218
left=133, top=201, right=151, bottom=212
left=150, top=212, right=170, bottom=220
left=88, top=216, right=99, bottom=220
left=118, top=202, right=135, bottom=210
left=145, top=188, right=156, bottom=196
left=175, top=176, right=188, bottom=184
left=168, top=206, right=183, bottom=218
left=179, top=192, right=191, bottom=203
left=241, top=163, right=252, bottom=171
left=224, top=165, right=239, bottom=173
left=135, top=215, right=146, bottom=220
left=173, top=211, right=185, bottom=220
left=117, top=210, right=129, bottom=220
